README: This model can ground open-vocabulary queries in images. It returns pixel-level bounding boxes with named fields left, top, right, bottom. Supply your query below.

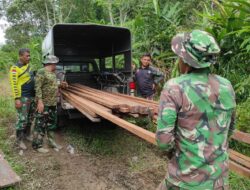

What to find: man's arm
left=9, top=66, right=20, bottom=99
left=35, top=71, right=44, bottom=113
left=151, top=66, right=164, bottom=84
left=156, top=82, right=181, bottom=151
left=9, top=66, right=22, bottom=109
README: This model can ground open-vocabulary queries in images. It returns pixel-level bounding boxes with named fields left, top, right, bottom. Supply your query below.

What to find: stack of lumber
left=64, top=84, right=158, bottom=115
left=61, top=84, right=157, bottom=145
left=229, top=130, right=250, bottom=178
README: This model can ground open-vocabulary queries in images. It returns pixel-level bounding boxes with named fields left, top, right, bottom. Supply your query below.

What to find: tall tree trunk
left=44, top=0, right=51, bottom=30
left=52, top=0, right=57, bottom=25
left=108, top=0, right=114, bottom=25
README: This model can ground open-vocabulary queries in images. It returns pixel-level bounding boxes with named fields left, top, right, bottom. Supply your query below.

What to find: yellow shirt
left=9, top=62, right=35, bottom=99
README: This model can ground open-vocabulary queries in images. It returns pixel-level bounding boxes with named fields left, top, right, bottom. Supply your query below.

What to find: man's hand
left=60, top=81, right=68, bottom=89
left=37, top=99, right=44, bottom=113
left=15, top=99, right=22, bottom=109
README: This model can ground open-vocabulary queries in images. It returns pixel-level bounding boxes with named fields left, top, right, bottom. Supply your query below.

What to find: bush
left=236, top=97, right=250, bottom=133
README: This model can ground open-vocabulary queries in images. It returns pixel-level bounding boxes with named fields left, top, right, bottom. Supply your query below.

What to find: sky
left=0, top=18, right=8, bottom=45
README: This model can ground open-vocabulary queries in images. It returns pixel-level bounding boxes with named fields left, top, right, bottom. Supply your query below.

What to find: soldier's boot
left=25, top=135, right=33, bottom=142
left=48, top=131, right=62, bottom=150
left=18, top=141, right=27, bottom=150
left=36, top=147, right=49, bottom=153
left=16, top=130, right=27, bottom=150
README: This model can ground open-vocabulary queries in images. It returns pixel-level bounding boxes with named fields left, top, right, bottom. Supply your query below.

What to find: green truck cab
left=42, top=24, right=133, bottom=121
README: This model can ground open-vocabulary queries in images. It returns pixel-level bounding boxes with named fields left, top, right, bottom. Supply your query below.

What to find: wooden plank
left=65, top=98, right=101, bottom=122
left=0, top=152, right=21, bottom=188
left=64, top=89, right=156, bottom=145
left=70, top=84, right=154, bottom=114
left=119, top=105, right=130, bottom=113
left=76, top=100, right=156, bottom=145
left=69, top=85, right=140, bottom=113
left=73, top=83, right=159, bottom=106
left=229, top=149, right=250, bottom=169
left=128, top=113, right=140, bottom=118
left=232, top=130, right=250, bottom=145
left=62, top=92, right=99, bottom=117
left=63, top=91, right=112, bottom=114
left=229, top=160, right=250, bottom=178
left=68, top=86, right=131, bottom=112
left=67, top=87, right=121, bottom=109
left=139, top=106, right=155, bottom=115
left=63, top=94, right=101, bottom=122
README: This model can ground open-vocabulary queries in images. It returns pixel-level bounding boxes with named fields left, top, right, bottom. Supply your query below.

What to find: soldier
left=9, top=48, right=36, bottom=150
left=32, top=55, right=67, bottom=153
left=135, top=53, right=164, bottom=100
left=156, top=30, right=236, bottom=190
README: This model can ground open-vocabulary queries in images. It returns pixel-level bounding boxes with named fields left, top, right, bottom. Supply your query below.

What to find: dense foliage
left=0, top=0, right=249, bottom=132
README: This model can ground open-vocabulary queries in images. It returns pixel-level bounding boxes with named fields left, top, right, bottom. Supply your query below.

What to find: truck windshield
left=63, top=63, right=96, bottom=73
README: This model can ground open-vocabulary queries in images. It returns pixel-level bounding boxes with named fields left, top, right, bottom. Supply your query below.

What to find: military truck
left=42, top=24, right=134, bottom=121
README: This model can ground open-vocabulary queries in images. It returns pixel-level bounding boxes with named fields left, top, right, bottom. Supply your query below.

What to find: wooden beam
left=63, top=89, right=156, bottom=145
left=0, top=152, right=21, bottom=188
left=62, top=92, right=101, bottom=122
left=229, top=149, right=250, bottom=169
left=232, top=130, right=250, bottom=145
left=88, top=106, right=157, bottom=145
left=229, top=160, right=250, bottom=178
left=67, top=86, right=122, bottom=109
left=70, top=84, right=155, bottom=114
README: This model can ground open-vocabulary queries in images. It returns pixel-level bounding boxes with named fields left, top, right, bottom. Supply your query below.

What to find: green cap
left=171, top=30, right=220, bottom=68
left=43, top=55, right=59, bottom=64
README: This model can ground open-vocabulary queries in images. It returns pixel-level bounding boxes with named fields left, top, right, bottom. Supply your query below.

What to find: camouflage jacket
left=35, top=68, right=58, bottom=106
left=156, top=69, right=236, bottom=190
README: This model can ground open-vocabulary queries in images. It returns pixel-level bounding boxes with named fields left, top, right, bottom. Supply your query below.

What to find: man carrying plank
left=156, top=30, right=236, bottom=190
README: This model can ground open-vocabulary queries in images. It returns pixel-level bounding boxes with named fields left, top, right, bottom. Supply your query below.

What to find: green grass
left=230, top=172, right=250, bottom=190
left=64, top=119, right=150, bottom=156
left=0, top=97, right=16, bottom=119
left=230, top=139, right=250, bottom=157
left=63, top=119, right=165, bottom=174
left=0, top=79, right=25, bottom=189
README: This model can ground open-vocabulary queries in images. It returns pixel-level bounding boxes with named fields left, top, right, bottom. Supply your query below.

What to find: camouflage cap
left=43, top=55, right=59, bottom=64
left=171, top=30, right=220, bottom=68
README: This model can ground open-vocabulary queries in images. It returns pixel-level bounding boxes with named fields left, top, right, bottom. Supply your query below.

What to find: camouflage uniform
left=32, top=55, right=59, bottom=149
left=9, top=62, right=36, bottom=142
left=156, top=30, right=236, bottom=190
left=16, top=97, right=36, bottom=141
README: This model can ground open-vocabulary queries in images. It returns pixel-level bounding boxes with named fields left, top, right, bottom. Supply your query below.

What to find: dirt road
left=12, top=120, right=167, bottom=190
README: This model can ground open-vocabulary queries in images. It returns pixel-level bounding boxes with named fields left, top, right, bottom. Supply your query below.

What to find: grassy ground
left=0, top=75, right=26, bottom=190
left=63, top=119, right=165, bottom=173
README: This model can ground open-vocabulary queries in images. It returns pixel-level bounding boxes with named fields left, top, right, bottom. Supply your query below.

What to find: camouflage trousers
left=15, top=97, right=36, bottom=141
left=157, top=179, right=229, bottom=190
left=32, top=106, right=57, bottom=149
